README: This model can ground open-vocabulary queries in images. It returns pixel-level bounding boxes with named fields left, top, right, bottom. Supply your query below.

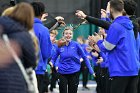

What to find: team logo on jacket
left=71, top=47, right=75, bottom=49
left=60, top=48, right=64, bottom=52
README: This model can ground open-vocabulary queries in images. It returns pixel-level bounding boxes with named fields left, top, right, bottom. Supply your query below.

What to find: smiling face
left=63, top=29, right=73, bottom=42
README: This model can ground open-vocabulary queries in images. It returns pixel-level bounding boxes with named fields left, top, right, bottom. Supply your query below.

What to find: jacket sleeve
left=51, top=46, right=59, bottom=67
left=99, top=51, right=107, bottom=62
left=97, top=23, right=121, bottom=52
left=85, top=16, right=111, bottom=30
left=44, top=19, right=57, bottom=29
left=77, top=43, right=94, bottom=74
left=40, top=27, right=52, bottom=63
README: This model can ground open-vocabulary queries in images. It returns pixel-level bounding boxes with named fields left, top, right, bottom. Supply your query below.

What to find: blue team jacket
left=34, top=18, right=52, bottom=74
left=136, top=33, right=140, bottom=68
left=97, top=16, right=139, bottom=77
left=52, top=41, right=94, bottom=74
left=51, top=44, right=59, bottom=66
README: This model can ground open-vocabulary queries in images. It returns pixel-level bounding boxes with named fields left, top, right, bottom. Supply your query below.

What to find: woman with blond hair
left=51, top=27, right=94, bottom=93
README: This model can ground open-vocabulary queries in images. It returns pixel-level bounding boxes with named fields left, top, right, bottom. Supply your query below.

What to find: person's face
left=63, top=30, right=73, bottom=42
left=98, top=28, right=107, bottom=38
left=110, top=8, right=114, bottom=20
left=50, top=33, right=56, bottom=43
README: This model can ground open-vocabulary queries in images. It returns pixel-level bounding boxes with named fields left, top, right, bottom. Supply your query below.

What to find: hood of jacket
left=114, top=16, right=133, bottom=30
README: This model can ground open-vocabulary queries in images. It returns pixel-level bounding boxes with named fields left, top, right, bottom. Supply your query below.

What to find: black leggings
left=58, top=71, right=80, bottom=93
left=80, top=61, right=89, bottom=87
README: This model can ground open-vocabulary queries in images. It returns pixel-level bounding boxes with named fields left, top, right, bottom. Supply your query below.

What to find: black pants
left=94, top=66, right=102, bottom=93
left=44, top=72, right=50, bottom=92
left=36, top=73, right=50, bottom=93
left=137, top=70, right=140, bottom=93
left=50, top=67, right=58, bottom=90
left=100, top=68, right=109, bottom=93
left=58, top=71, right=80, bottom=93
left=80, top=61, right=89, bottom=87
left=138, top=77, right=140, bottom=93
left=110, top=76, right=138, bottom=93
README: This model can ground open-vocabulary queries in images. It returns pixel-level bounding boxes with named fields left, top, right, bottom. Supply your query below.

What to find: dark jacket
left=0, top=16, right=36, bottom=93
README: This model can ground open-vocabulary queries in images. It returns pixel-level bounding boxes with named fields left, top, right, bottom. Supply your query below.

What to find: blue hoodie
left=51, top=41, right=94, bottom=74
left=136, top=33, right=140, bottom=67
left=97, top=16, right=139, bottom=77
left=33, top=18, right=52, bottom=74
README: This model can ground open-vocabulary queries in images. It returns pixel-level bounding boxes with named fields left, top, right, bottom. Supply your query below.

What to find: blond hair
left=50, top=30, right=58, bottom=36
left=63, top=26, right=73, bottom=36
left=2, top=7, right=15, bottom=16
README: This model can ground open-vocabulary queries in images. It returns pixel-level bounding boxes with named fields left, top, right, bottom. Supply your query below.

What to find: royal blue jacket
left=51, top=44, right=59, bottom=66
left=52, top=41, right=94, bottom=74
left=34, top=18, right=52, bottom=74
left=97, top=16, right=139, bottom=77
left=136, top=33, right=140, bottom=67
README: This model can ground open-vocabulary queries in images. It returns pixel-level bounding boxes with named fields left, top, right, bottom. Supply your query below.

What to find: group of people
left=76, top=0, right=140, bottom=93
left=0, top=0, right=140, bottom=93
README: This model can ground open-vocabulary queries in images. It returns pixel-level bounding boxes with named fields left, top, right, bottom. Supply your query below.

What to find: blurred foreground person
left=0, top=2, right=36, bottom=93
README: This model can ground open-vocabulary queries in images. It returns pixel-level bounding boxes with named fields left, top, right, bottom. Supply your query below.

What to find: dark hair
left=110, top=0, right=124, bottom=12
left=123, top=0, right=137, bottom=15
left=31, top=2, right=45, bottom=17
left=137, top=17, right=140, bottom=33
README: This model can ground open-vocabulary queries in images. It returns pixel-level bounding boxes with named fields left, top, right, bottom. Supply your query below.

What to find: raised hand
left=55, top=16, right=64, bottom=21
left=56, top=38, right=66, bottom=47
left=41, top=13, right=48, bottom=22
left=75, top=10, right=87, bottom=19
left=106, top=2, right=110, bottom=14
left=91, top=51, right=99, bottom=57
left=101, top=9, right=107, bottom=18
